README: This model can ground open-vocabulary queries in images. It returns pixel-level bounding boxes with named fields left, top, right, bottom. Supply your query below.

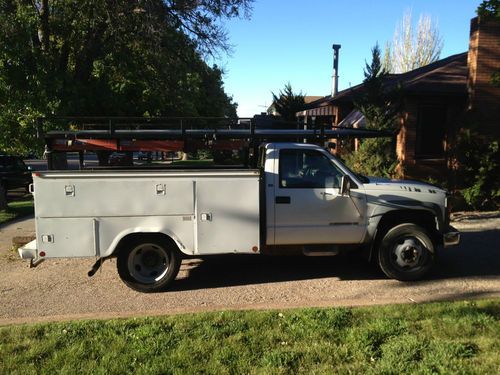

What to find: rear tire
left=378, top=223, right=435, bottom=281
left=117, top=235, right=181, bottom=293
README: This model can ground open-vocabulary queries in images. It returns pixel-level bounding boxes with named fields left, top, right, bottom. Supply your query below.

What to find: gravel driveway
left=1, top=212, right=499, bottom=325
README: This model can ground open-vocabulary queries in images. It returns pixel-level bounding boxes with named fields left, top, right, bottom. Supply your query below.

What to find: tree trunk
left=39, top=0, right=50, bottom=52
left=0, top=184, right=7, bottom=211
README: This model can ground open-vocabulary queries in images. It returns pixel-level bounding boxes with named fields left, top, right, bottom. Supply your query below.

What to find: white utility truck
left=20, top=142, right=460, bottom=292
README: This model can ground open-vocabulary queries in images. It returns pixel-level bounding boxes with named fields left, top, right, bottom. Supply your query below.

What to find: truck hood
left=362, top=176, right=445, bottom=194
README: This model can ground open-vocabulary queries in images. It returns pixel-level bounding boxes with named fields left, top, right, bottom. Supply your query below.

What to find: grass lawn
left=0, top=200, right=34, bottom=225
left=1, top=299, right=499, bottom=374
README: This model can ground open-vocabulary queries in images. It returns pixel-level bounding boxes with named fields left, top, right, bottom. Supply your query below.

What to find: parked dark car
left=108, top=152, right=133, bottom=166
left=137, top=151, right=152, bottom=162
left=0, top=154, right=33, bottom=194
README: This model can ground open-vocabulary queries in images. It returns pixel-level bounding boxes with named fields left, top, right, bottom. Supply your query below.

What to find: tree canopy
left=477, top=0, right=500, bottom=19
left=383, top=10, right=443, bottom=73
left=0, top=0, right=250, bottom=153
left=270, top=83, right=305, bottom=122
left=477, top=0, right=500, bottom=87
left=162, top=0, right=253, bottom=55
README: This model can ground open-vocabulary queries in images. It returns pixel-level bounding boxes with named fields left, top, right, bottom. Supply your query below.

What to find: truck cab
left=261, top=142, right=459, bottom=282
left=263, top=143, right=368, bottom=246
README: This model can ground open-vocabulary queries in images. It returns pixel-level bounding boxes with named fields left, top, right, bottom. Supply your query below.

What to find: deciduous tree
left=383, top=10, right=443, bottom=73
left=0, top=0, right=248, bottom=153
left=162, top=0, right=253, bottom=55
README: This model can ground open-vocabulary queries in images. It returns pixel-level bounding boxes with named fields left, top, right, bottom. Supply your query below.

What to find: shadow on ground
left=432, top=229, right=500, bottom=279
left=169, top=228, right=500, bottom=292
left=171, top=253, right=383, bottom=292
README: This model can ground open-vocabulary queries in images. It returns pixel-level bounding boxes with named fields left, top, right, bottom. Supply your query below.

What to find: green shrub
left=343, top=137, right=398, bottom=178
left=452, top=129, right=499, bottom=210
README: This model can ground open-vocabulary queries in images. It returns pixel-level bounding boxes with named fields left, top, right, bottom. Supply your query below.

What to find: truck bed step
left=302, top=245, right=339, bottom=257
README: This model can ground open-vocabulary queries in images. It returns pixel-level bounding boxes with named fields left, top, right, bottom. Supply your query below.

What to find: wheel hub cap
left=128, top=244, right=169, bottom=284
left=394, top=238, right=422, bottom=268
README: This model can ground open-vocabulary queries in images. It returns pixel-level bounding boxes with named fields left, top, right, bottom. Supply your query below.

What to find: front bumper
left=443, top=226, right=460, bottom=247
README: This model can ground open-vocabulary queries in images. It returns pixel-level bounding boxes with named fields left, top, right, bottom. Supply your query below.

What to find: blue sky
left=220, top=0, right=482, bottom=117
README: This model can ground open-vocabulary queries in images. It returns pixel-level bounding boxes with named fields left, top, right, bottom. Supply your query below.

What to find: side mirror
left=340, top=175, right=351, bottom=196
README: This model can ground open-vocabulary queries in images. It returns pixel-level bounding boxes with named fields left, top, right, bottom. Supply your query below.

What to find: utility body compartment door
left=36, top=218, right=97, bottom=257
left=33, top=173, right=197, bottom=257
left=34, top=177, right=194, bottom=218
left=273, top=148, right=366, bottom=245
left=196, top=175, right=260, bottom=254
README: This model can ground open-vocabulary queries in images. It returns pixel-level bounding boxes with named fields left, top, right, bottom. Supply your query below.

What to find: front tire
left=378, top=223, right=435, bottom=281
left=117, top=235, right=181, bottom=293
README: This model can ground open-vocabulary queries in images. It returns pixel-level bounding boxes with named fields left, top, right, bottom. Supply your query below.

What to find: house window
left=416, top=105, right=447, bottom=159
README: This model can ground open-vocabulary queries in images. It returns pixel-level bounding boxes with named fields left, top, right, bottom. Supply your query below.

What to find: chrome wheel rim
left=127, top=243, right=169, bottom=284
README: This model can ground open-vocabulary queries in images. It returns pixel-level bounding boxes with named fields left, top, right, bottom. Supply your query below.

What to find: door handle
left=320, top=192, right=333, bottom=196
left=275, top=196, right=291, bottom=204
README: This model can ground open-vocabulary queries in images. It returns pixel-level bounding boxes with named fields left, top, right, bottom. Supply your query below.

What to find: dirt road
left=1, top=213, right=499, bottom=325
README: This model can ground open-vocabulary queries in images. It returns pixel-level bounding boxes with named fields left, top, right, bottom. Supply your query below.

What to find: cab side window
left=279, top=149, right=343, bottom=188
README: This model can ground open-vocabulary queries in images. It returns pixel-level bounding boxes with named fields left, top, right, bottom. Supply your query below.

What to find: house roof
left=388, top=52, right=468, bottom=95
left=304, top=96, right=324, bottom=104
left=303, top=52, right=468, bottom=109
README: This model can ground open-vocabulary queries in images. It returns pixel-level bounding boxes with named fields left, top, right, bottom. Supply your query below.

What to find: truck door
left=273, top=148, right=366, bottom=245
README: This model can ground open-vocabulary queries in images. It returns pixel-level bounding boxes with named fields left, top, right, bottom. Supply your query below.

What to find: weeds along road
left=0, top=212, right=499, bottom=325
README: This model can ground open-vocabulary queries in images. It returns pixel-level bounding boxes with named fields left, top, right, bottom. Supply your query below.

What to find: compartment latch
left=65, top=185, right=75, bottom=197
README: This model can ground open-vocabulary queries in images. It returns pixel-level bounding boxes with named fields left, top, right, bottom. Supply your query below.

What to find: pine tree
left=271, top=83, right=305, bottom=122
left=344, top=44, right=401, bottom=178
left=355, top=44, right=401, bottom=131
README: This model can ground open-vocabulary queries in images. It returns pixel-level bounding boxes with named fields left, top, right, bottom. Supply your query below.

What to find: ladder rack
left=38, top=116, right=395, bottom=169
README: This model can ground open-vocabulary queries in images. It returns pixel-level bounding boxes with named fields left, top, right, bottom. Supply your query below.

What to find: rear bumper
left=18, top=239, right=45, bottom=267
left=18, top=239, right=37, bottom=259
left=443, top=226, right=460, bottom=247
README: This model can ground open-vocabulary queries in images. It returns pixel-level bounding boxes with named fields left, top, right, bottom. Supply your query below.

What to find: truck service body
left=20, top=142, right=460, bottom=292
